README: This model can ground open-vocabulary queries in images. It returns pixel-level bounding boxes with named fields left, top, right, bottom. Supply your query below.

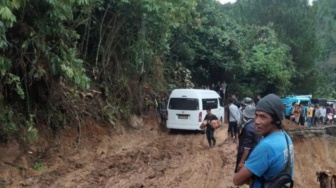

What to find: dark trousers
left=206, top=127, right=216, bottom=147
left=299, top=116, right=305, bottom=126
left=228, top=122, right=238, bottom=138
left=313, top=116, right=319, bottom=125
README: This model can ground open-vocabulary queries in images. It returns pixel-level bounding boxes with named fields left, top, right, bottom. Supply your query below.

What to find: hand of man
left=200, top=120, right=207, bottom=129
left=244, top=178, right=253, bottom=185
left=237, top=162, right=244, bottom=172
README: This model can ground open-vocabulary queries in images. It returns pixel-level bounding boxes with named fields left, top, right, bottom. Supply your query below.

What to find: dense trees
left=231, top=0, right=319, bottom=94
left=314, top=0, right=336, bottom=97
left=0, top=0, right=335, bottom=141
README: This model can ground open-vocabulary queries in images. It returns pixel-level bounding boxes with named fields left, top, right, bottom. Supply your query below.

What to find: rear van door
left=168, top=97, right=200, bottom=124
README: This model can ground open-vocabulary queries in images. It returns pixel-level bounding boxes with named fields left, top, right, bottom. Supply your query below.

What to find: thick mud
left=0, top=116, right=335, bottom=188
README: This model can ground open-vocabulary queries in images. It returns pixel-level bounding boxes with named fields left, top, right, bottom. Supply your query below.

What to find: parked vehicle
left=166, top=89, right=224, bottom=131
left=281, top=95, right=311, bottom=118
left=311, top=98, right=328, bottom=106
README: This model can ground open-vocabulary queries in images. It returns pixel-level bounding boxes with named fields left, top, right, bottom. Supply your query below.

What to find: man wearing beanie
left=235, top=105, right=261, bottom=173
left=233, top=94, right=294, bottom=188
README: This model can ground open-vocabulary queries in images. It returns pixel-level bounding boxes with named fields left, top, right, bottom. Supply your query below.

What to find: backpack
left=259, top=132, right=294, bottom=188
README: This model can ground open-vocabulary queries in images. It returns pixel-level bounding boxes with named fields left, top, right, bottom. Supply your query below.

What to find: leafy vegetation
left=33, top=162, right=45, bottom=171
left=314, top=0, right=336, bottom=97
left=0, top=0, right=335, bottom=142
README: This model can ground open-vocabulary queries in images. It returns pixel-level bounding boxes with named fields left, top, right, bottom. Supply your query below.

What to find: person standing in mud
left=299, top=103, right=306, bottom=126
left=158, top=96, right=167, bottom=125
left=227, top=98, right=240, bottom=143
left=293, top=103, right=300, bottom=124
left=314, top=104, right=320, bottom=126
left=200, top=106, right=219, bottom=148
left=233, top=94, right=294, bottom=187
left=235, top=105, right=261, bottom=173
left=307, top=104, right=314, bottom=127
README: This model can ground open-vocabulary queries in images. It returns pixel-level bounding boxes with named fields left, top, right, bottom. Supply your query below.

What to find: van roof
left=170, top=89, right=220, bottom=98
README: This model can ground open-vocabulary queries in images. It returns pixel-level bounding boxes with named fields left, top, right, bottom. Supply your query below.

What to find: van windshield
left=300, top=100, right=310, bottom=106
left=168, top=98, right=199, bottom=110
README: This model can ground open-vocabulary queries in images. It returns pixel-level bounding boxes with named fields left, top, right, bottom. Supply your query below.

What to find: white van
left=166, top=89, right=224, bottom=131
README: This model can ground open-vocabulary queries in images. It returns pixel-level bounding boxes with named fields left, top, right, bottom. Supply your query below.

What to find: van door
left=168, top=97, right=200, bottom=125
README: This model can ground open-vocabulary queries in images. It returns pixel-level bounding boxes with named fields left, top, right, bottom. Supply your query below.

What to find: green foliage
left=238, top=26, right=294, bottom=95
left=0, top=107, right=18, bottom=142
left=0, top=0, right=25, bottom=50
left=314, top=0, right=336, bottom=98
left=169, top=0, right=242, bottom=87
left=165, top=62, right=194, bottom=90
left=0, top=0, right=22, bottom=27
left=0, top=0, right=91, bottom=139
left=33, top=162, right=45, bottom=171
left=2, top=0, right=91, bottom=97
left=3, top=73, right=25, bottom=99
left=0, top=6, right=16, bottom=23
left=231, top=0, right=319, bottom=94
left=0, top=0, right=334, bottom=143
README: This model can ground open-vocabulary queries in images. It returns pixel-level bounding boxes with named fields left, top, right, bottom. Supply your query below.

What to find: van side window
left=202, top=98, right=218, bottom=110
left=168, top=98, right=199, bottom=110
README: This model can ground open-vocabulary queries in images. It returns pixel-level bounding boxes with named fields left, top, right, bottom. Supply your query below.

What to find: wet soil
left=0, top=115, right=335, bottom=188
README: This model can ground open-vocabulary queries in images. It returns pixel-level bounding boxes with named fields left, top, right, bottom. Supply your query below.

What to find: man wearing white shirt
left=227, top=98, right=240, bottom=143
left=320, top=106, right=327, bottom=125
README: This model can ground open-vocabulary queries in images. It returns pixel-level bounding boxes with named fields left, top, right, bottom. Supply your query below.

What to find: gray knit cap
left=255, top=93, right=285, bottom=121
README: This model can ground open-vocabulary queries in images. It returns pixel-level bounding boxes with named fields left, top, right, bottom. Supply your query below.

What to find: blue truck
left=281, top=95, right=311, bottom=119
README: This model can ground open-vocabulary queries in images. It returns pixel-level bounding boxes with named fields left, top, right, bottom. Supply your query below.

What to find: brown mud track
left=1, top=117, right=336, bottom=188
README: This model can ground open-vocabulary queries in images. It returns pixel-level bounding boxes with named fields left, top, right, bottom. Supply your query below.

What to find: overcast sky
left=217, top=0, right=315, bottom=5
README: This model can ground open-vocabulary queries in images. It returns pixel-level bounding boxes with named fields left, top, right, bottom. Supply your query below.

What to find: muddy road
left=1, top=116, right=336, bottom=188
left=1, top=116, right=241, bottom=188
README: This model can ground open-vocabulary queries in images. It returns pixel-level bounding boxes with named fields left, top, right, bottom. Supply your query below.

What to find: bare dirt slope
left=0, top=115, right=335, bottom=188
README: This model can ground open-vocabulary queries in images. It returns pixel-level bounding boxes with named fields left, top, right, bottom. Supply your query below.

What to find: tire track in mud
left=80, top=131, right=228, bottom=188
left=11, top=124, right=241, bottom=188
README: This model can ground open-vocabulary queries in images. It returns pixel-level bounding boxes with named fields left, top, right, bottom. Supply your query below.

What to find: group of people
left=202, top=94, right=295, bottom=187
left=289, top=103, right=335, bottom=127
left=201, top=81, right=227, bottom=99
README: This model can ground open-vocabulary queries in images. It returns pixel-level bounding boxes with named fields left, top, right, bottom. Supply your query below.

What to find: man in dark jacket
left=235, top=105, right=261, bottom=173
